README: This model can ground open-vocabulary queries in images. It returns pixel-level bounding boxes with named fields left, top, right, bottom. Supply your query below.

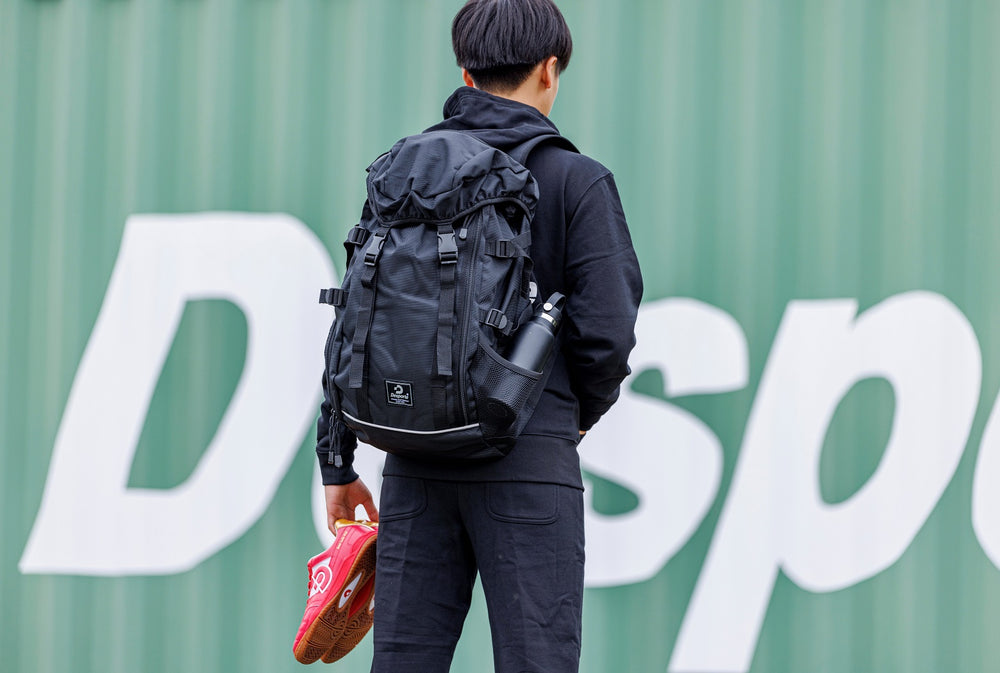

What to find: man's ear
left=462, top=68, right=476, bottom=88
left=540, top=56, right=559, bottom=90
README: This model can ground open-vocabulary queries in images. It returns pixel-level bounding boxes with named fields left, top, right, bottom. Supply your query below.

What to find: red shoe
left=321, top=573, right=376, bottom=663
left=292, top=520, right=378, bottom=664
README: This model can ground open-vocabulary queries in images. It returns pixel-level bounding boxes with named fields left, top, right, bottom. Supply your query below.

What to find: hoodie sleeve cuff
left=318, top=457, right=359, bottom=486
left=578, top=386, right=622, bottom=432
left=316, top=421, right=360, bottom=485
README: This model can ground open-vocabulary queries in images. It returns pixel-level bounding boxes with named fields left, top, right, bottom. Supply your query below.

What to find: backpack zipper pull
left=327, top=447, right=344, bottom=468
left=458, top=227, right=468, bottom=241
left=328, top=413, right=345, bottom=468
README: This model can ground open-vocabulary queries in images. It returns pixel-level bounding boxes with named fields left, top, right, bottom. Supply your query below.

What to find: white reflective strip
left=343, top=412, right=478, bottom=437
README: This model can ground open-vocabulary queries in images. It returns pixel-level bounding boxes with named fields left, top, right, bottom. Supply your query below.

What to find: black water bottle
left=506, top=292, right=566, bottom=373
left=484, top=292, right=567, bottom=429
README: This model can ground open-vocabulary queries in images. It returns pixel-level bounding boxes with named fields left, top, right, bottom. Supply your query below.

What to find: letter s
left=580, top=298, right=748, bottom=587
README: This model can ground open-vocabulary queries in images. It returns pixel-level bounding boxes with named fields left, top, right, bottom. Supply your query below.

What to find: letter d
left=20, top=213, right=335, bottom=576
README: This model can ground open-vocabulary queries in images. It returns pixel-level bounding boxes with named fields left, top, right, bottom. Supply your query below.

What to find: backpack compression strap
left=435, top=224, right=459, bottom=378
left=432, top=223, right=460, bottom=429
left=348, top=227, right=388, bottom=420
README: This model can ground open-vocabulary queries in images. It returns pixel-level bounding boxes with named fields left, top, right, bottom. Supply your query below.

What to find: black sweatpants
left=370, top=476, right=586, bottom=673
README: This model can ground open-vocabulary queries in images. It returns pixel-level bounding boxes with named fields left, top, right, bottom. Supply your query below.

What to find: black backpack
left=320, top=130, right=573, bottom=462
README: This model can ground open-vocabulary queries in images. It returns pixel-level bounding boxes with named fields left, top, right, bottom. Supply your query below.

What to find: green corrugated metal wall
left=3, top=0, right=1000, bottom=672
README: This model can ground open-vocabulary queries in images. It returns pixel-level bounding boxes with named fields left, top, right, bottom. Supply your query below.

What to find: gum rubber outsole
left=293, top=535, right=377, bottom=665
left=321, top=577, right=375, bottom=664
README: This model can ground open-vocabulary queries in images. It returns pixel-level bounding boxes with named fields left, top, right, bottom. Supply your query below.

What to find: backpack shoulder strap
left=506, top=134, right=579, bottom=166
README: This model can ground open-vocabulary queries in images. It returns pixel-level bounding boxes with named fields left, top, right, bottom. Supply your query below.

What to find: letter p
left=669, top=293, right=980, bottom=673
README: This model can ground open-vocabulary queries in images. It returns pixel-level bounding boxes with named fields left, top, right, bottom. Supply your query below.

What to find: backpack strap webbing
left=318, top=288, right=348, bottom=307
left=505, top=134, right=578, bottom=166
left=349, top=227, right=388, bottom=419
left=433, top=223, right=460, bottom=428
left=344, top=203, right=375, bottom=267
left=431, top=381, right=451, bottom=430
left=435, top=224, right=459, bottom=378
left=485, top=230, right=532, bottom=259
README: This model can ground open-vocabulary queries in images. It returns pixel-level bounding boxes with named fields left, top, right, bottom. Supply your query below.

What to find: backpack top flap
left=366, top=130, right=539, bottom=225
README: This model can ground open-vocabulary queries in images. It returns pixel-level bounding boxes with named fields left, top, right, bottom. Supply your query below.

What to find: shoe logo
left=338, top=574, right=363, bottom=609
left=309, top=558, right=332, bottom=598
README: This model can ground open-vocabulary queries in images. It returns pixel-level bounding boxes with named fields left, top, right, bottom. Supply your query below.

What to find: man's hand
left=325, top=479, right=379, bottom=534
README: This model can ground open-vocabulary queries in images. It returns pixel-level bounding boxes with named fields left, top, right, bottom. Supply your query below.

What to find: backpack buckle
left=364, top=232, right=387, bottom=266
left=484, top=308, right=509, bottom=332
left=438, top=229, right=458, bottom=265
left=318, top=288, right=347, bottom=307
left=346, top=226, right=369, bottom=247
left=489, top=240, right=513, bottom=258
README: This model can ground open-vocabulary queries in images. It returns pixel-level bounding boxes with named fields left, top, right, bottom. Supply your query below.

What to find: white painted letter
left=973, top=387, right=1000, bottom=568
left=581, top=298, right=748, bottom=587
left=671, top=292, right=980, bottom=672
left=20, top=213, right=336, bottom=575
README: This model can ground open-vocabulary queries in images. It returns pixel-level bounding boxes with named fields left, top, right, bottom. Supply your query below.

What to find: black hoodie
left=319, top=87, right=642, bottom=489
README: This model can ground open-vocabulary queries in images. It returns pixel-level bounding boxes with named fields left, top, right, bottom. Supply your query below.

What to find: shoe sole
left=321, top=578, right=375, bottom=663
left=293, top=534, right=377, bottom=665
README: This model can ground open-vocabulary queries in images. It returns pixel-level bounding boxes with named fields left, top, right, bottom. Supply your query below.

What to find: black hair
left=452, top=0, right=573, bottom=93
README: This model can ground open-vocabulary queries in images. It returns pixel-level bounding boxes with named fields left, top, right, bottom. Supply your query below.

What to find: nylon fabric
left=367, top=131, right=538, bottom=225
left=322, top=129, right=557, bottom=457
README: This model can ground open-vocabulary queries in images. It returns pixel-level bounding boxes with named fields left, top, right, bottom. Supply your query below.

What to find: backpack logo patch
left=385, top=380, right=413, bottom=407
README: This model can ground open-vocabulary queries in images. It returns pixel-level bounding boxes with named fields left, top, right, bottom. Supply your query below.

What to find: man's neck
left=463, top=60, right=557, bottom=117
left=483, top=87, right=537, bottom=111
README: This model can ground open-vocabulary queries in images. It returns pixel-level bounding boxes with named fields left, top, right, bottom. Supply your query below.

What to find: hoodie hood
left=426, top=87, right=571, bottom=155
